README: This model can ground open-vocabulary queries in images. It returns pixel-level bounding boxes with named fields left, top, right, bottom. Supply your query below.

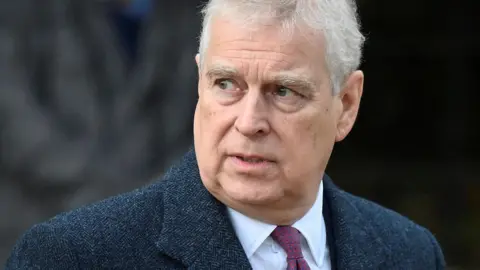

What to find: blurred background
left=0, top=0, right=478, bottom=269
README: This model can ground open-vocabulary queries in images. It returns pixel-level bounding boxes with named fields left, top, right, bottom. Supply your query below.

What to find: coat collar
left=155, top=149, right=251, bottom=269
left=155, top=149, right=392, bottom=269
left=323, top=175, right=393, bottom=269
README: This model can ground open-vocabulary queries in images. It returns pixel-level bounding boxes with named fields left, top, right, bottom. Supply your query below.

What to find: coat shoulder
left=339, top=189, right=446, bottom=268
left=5, top=180, right=169, bottom=269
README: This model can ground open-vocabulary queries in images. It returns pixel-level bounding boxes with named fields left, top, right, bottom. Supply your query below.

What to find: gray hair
left=198, top=0, right=365, bottom=94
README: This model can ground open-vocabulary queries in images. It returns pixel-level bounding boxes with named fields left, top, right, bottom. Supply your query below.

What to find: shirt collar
left=292, top=180, right=326, bottom=267
left=228, top=205, right=276, bottom=258
left=227, top=181, right=326, bottom=266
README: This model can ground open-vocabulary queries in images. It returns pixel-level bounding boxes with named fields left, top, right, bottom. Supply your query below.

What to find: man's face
left=194, top=17, right=363, bottom=222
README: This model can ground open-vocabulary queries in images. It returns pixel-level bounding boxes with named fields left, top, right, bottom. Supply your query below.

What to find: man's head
left=193, top=0, right=365, bottom=225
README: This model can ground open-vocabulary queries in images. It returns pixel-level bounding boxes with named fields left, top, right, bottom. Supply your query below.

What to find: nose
left=234, top=90, right=271, bottom=137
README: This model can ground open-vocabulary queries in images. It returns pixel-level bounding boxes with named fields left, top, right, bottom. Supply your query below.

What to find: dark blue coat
left=5, top=149, right=446, bottom=269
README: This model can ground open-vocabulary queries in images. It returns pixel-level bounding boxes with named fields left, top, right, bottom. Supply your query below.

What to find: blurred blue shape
left=111, top=0, right=153, bottom=67
left=121, top=0, right=152, bottom=19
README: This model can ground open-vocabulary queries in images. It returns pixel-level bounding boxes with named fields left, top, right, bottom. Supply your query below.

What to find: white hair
left=198, top=0, right=365, bottom=94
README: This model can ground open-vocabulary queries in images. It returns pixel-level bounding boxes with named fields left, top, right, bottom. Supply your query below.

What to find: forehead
left=205, top=17, right=327, bottom=78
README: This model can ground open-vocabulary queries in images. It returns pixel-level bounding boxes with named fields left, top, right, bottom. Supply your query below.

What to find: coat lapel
left=323, top=175, right=393, bottom=269
left=155, top=149, right=251, bottom=269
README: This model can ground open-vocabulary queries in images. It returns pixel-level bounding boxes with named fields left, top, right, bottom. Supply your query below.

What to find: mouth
left=235, top=156, right=268, bottom=163
left=230, top=154, right=274, bottom=163
left=228, top=153, right=275, bottom=173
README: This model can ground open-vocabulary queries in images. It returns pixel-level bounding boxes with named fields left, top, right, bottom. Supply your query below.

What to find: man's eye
left=216, top=79, right=235, bottom=91
left=275, top=86, right=294, bottom=97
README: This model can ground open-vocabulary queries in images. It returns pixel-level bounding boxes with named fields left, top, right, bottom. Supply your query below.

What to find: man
left=5, top=0, right=446, bottom=269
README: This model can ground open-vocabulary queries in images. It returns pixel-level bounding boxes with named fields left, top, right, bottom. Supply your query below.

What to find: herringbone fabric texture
left=271, top=226, right=311, bottom=270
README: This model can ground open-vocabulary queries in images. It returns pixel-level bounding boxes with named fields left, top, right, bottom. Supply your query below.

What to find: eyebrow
left=205, top=63, right=316, bottom=94
left=205, top=64, right=239, bottom=80
left=272, top=73, right=316, bottom=94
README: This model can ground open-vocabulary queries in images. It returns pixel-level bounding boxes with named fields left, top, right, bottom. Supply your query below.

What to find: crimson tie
left=271, top=226, right=311, bottom=270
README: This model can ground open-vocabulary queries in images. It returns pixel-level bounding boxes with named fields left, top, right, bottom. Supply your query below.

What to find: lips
left=230, top=153, right=275, bottom=163
left=228, top=153, right=275, bottom=173
left=236, top=156, right=267, bottom=163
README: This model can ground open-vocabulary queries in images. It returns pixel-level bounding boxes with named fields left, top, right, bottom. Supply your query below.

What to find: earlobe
left=195, top=54, right=202, bottom=96
left=335, top=70, right=364, bottom=142
left=195, top=54, right=200, bottom=67
left=195, top=54, right=201, bottom=76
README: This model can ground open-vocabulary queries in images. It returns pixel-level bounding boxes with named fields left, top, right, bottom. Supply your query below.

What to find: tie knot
left=271, top=226, right=304, bottom=259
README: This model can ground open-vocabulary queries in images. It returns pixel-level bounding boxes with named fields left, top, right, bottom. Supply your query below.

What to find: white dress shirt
left=228, top=181, right=331, bottom=270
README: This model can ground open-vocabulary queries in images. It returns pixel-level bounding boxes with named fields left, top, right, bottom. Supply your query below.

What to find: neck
left=222, top=196, right=316, bottom=225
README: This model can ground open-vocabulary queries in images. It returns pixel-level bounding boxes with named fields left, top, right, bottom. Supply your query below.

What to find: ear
left=195, top=54, right=200, bottom=73
left=335, top=70, right=364, bottom=142
left=195, top=54, right=201, bottom=95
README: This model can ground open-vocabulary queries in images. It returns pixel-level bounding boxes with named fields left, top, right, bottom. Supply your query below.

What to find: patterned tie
left=271, top=226, right=311, bottom=270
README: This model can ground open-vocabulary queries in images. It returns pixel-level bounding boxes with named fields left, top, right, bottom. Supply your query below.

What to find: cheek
left=194, top=99, right=219, bottom=179
left=195, top=97, right=216, bottom=145
left=279, top=112, right=335, bottom=172
left=195, top=93, right=235, bottom=151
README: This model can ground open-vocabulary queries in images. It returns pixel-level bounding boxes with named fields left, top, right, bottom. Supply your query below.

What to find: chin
left=218, top=175, right=283, bottom=206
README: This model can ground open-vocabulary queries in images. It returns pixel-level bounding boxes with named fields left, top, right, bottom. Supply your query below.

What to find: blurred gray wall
left=0, top=0, right=202, bottom=264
